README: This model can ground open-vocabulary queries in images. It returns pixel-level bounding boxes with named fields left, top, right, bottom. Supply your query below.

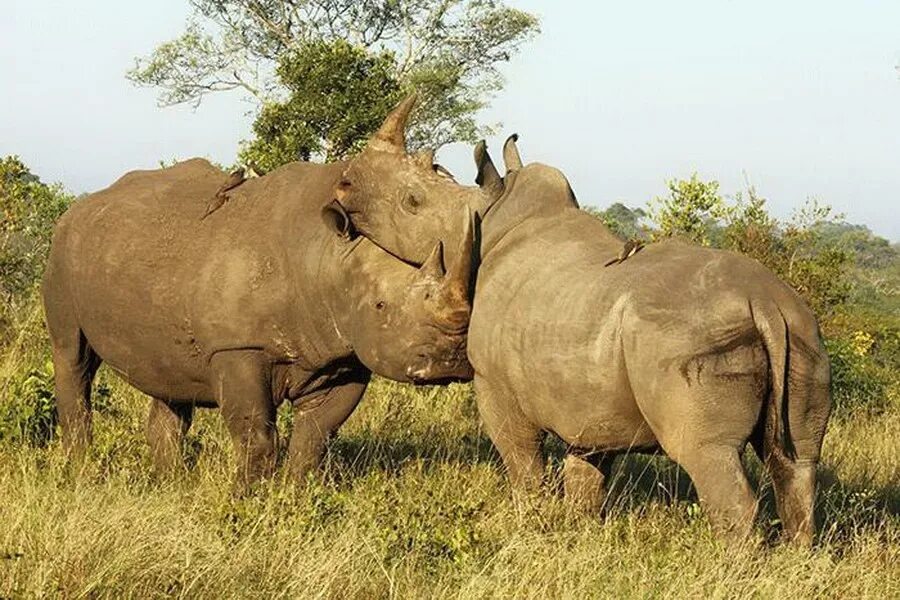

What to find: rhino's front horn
left=503, top=133, right=523, bottom=173
left=440, top=209, right=474, bottom=305
left=369, top=93, right=418, bottom=152
left=474, top=141, right=503, bottom=200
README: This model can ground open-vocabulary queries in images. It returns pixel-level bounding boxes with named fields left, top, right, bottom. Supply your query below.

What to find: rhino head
left=324, top=203, right=475, bottom=383
left=324, top=94, right=498, bottom=267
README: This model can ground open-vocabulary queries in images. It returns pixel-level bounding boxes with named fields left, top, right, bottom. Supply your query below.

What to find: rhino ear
left=433, top=163, right=456, bottom=182
left=503, top=133, right=523, bottom=173
left=474, top=141, right=503, bottom=200
left=321, top=200, right=355, bottom=239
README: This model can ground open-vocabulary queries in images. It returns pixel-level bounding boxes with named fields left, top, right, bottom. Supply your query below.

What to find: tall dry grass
left=1, top=364, right=897, bottom=598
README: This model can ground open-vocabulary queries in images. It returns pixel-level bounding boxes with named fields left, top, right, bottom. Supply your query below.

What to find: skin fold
left=42, top=155, right=475, bottom=490
left=344, top=138, right=832, bottom=546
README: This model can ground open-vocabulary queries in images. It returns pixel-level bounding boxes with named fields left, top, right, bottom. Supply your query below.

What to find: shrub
left=825, top=310, right=900, bottom=413
left=1, top=156, right=72, bottom=335
left=0, top=357, right=56, bottom=445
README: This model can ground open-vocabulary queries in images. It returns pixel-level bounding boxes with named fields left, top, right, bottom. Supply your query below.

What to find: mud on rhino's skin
left=341, top=135, right=832, bottom=547
left=41, top=102, right=480, bottom=488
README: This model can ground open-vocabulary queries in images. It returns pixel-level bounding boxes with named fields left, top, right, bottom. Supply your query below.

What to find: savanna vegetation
left=1, top=152, right=897, bottom=597
left=2, top=1, right=898, bottom=595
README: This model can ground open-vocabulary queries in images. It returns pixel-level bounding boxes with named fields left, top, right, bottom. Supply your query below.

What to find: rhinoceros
left=332, top=136, right=832, bottom=545
left=41, top=104, right=481, bottom=487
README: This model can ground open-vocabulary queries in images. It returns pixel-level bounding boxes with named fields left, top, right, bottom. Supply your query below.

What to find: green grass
left=0, top=305, right=898, bottom=598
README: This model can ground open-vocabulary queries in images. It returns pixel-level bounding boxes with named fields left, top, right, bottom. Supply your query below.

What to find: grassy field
left=0, top=307, right=898, bottom=599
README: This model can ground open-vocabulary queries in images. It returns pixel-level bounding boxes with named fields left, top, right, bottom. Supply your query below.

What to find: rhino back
left=46, top=159, right=349, bottom=399
left=470, top=208, right=805, bottom=450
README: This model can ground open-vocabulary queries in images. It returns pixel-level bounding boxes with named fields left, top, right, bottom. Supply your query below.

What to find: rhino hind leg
left=766, top=453, right=817, bottom=546
left=474, top=376, right=544, bottom=496
left=562, top=451, right=614, bottom=514
left=48, top=326, right=101, bottom=456
left=211, top=351, right=278, bottom=491
left=147, top=398, right=194, bottom=475
left=670, top=443, right=758, bottom=539
left=757, top=363, right=829, bottom=546
left=287, top=378, right=369, bottom=483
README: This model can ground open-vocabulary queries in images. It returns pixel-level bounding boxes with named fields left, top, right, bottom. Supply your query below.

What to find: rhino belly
left=78, top=301, right=214, bottom=402
left=511, top=348, right=658, bottom=452
left=63, top=202, right=216, bottom=401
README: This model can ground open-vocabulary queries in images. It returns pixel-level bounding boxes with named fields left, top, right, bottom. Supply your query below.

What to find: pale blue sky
left=2, top=1, right=899, bottom=239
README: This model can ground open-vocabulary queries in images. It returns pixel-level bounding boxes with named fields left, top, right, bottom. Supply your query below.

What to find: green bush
left=1, top=156, right=72, bottom=336
left=0, top=357, right=56, bottom=445
left=825, top=311, right=900, bottom=413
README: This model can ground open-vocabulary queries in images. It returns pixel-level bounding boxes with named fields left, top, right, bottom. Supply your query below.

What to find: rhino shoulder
left=107, top=158, right=223, bottom=190
left=513, top=163, right=579, bottom=210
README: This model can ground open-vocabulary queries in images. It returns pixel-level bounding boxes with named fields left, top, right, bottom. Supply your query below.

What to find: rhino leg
left=474, top=376, right=544, bottom=495
left=47, top=325, right=101, bottom=457
left=766, top=454, right=818, bottom=546
left=563, top=451, right=614, bottom=514
left=52, top=345, right=100, bottom=456
left=287, top=377, right=369, bottom=483
left=751, top=356, right=829, bottom=547
left=211, top=351, right=278, bottom=491
left=668, top=443, right=758, bottom=539
left=146, top=398, right=194, bottom=475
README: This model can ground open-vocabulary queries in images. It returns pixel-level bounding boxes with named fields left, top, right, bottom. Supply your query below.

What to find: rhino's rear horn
left=503, top=133, right=523, bottom=173
left=474, top=141, right=503, bottom=200
left=418, top=241, right=446, bottom=280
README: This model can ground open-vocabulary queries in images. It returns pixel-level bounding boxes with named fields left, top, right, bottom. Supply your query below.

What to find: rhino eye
left=402, top=193, right=421, bottom=214
left=375, top=301, right=386, bottom=311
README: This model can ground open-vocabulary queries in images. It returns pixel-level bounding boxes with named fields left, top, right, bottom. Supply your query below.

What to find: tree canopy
left=239, top=40, right=402, bottom=169
left=128, top=0, right=540, bottom=162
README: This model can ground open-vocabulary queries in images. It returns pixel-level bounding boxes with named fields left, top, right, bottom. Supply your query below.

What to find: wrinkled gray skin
left=328, top=95, right=490, bottom=265
left=343, top=137, right=833, bottom=546
left=42, top=156, right=474, bottom=489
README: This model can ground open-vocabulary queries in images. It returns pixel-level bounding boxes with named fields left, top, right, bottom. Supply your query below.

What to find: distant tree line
left=589, top=173, right=899, bottom=413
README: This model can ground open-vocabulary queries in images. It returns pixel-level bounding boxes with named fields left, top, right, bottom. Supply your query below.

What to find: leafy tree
left=239, top=40, right=402, bottom=170
left=817, top=222, right=898, bottom=270
left=722, top=191, right=852, bottom=318
left=649, top=174, right=854, bottom=318
left=0, top=156, right=72, bottom=303
left=128, top=0, right=540, bottom=152
left=588, top=202, right=648, bottom=240
left=647, top=173, right=728, bottom=246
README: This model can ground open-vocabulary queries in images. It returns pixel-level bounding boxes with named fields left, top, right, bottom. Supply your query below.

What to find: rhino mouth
left=405, top=351, right=474, bottom=384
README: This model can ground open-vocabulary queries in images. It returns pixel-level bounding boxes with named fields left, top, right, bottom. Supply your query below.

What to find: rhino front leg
left=563, top=451, right=615, bottom=514
left=287, top=376, right=370, bottom=483
left=210, top=351, right=278, bottom=491
left=146, top=398, right=194, bottom=475
left=474, top=375, right=544, bottom=496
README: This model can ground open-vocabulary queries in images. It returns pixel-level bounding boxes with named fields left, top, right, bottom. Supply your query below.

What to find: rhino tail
left=751, top=300, right=796, bottom=460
